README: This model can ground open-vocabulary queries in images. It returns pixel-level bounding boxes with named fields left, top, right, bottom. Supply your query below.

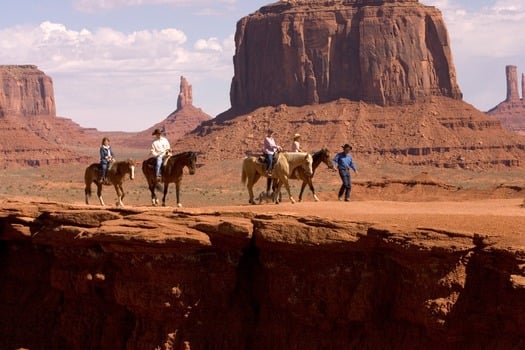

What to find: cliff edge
left=1, top=201, right=524, bottom=349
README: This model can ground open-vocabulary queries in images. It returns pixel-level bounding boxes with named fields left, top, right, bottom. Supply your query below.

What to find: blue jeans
left=155, top=156, right=163, bottom=177
left=338, top=169, right=351, bottom=200
left=265, top=153, right=274, bottom=172
left=100, top=161, right=109, bottom=179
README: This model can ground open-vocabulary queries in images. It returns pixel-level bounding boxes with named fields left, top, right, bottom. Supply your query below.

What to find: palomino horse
left=241, top=152, right=313, bottom=204
left=142, top=151, right=197, bottom=207
left=277, top=148, right=334, bottom=202
left=84, top=159, right=136, bottom=206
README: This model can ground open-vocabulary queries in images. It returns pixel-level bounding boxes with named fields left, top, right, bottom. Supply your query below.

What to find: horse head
left=302, top=153, right=313, bottom=177
left=186, top=152, right=197, bottom=175
left=126, top=159, right=136, bottom=180
left=321, top=148, right=334, bottom=170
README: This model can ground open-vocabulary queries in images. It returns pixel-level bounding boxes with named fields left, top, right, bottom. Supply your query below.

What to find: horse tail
left=84, top=166, right=93, bottom=199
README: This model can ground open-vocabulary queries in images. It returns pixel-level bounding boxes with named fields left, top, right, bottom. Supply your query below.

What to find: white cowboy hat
left=293, top=133, right=301, bottom=139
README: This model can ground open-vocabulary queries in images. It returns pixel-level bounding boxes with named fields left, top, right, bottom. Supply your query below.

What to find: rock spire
left=487, top=65, right=525, bottom=133
left=505, top=65, right=520, bottom=102
left=177, top=76, right=193, bottom=110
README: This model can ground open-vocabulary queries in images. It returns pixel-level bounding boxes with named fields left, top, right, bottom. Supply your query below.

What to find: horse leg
left=85, top=183, right=91, bottom=205
left=175, top=181, right=182, bottom=207
left=162, top=182, right=169, bottom=207
left=266, top=177, right=272, bottom=194
left=282, top=178, right=295, bottom=204
left=247, top=177, right=256, bottom=205
left=114, top=184, right=123, bottom=207
left=148, top=180, right=158, bottom=206
left=97, top=183, right=105, bottom=206
left=308, top=179, right=319, bottom=202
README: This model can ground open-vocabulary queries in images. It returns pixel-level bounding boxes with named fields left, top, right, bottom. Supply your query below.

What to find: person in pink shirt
left=263, top=129, right=282, bottom=176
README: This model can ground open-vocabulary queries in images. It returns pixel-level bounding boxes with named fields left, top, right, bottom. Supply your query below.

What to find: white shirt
left=150, top=136, right=171, bottom=157
left=291, top=141, right=301, bottom=152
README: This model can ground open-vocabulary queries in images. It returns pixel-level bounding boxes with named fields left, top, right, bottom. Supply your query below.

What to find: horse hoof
left=177, top=203, right=182, bottom=208
left=314, top=195, right=320, bottom=202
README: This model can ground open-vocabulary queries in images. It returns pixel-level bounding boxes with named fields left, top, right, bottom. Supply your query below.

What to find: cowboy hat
left=152, top=128, right=162, bottom=135
left=293, top=133, right=301, bottom=139
left=342, top=144, right=352, bottom=150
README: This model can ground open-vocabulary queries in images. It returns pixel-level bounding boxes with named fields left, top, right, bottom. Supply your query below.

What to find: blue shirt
left=333, top=152, right=357, bottom=172
left=100, top=146, right=114, bottom=164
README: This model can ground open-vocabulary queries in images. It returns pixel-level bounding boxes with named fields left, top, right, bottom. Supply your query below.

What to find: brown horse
left=84, top=159, right=136, bottom=206
left=277, top=148, right=334, bottom=202
left=142, top=151, right=197, bottom=207
left=241, top=152, right=313, bottom=204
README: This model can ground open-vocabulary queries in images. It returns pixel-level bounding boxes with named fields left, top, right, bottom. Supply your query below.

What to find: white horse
left=241, top=152, right=313, bottom=204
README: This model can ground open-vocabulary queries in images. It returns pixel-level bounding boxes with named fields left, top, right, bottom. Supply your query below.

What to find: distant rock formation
left=487, top=65, right=525, bottom=133
left=0, top=65, right=56, bottom=118
left=0, top=65, right=92, bottom=169
left=226, top=0, right=462, bottom=117
left=181, top=97, right=525, bottom=169
left=125, top=76, right=211, bottom=147
left=177, top=76, right=193, bottom=110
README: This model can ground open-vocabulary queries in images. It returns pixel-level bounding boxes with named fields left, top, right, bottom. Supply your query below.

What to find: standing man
left=263, top=129, right=282, bottom=177
left=333, top=143, right=358, bottom=201
left=150, top=128, right=171, bottom=181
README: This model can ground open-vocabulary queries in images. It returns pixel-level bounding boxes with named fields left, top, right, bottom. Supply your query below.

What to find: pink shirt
left=264, top=136, right=279, bottom=155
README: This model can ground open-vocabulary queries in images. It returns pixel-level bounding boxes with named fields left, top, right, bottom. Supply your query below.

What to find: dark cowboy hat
left=152, top=128, right=162, bottom=135
left=267, top=129, right=274, bottom=134
left=342, top=144, right=352, bottom=150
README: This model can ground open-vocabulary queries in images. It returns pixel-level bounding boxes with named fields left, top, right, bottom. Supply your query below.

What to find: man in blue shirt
left=332, top=144, right=358, bottom=201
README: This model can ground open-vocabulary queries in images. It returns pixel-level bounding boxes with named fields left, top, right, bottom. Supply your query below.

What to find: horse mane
left=164, top=151, right=196, bottom=174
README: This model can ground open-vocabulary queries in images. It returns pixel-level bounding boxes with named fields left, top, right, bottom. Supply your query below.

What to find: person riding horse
left=150, top=128, right=171, bottom=182
left=99, top=137, right=114, bottom=184
left=263, top=129, right=282, bottom=177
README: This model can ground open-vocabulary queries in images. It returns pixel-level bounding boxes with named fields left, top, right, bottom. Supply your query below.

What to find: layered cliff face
left=228, top=0, right=462, bottom=115
left=181, top=96, right=525, bottom=169
left=0, top=65, right=56, bottom=118
left=0, top=65, right=95, bottom=169
left=1, top=201, right=525, bottom=349
left=488, top=65, right=525, bottom=133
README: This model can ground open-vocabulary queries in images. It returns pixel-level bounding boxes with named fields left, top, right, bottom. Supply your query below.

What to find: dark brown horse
left=84, top=159, right=136, bottom=206
left=142, top=151, right=197, bottom=207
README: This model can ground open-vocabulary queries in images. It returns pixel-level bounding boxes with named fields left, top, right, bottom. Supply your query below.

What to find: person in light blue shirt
left=332, top=144, right=358, bottom=201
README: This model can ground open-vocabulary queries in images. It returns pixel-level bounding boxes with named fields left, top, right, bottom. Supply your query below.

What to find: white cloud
left=0, top=21, right=235, bottom=130
left=425, top=0, right=525, bottom=110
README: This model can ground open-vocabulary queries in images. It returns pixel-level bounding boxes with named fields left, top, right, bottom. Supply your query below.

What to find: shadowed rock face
left=1, top=202, right=525, bottom=349
left=228, top=0, right=462, bottom=115
left=0, top=65, right=56, bottom=118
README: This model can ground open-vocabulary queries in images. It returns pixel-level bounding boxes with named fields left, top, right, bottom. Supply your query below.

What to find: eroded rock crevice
left=1, top=204, right=525, bottom=349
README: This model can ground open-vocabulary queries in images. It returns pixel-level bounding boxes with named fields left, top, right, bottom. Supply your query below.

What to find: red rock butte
left=488, top=65, right=525, bottom=133
left=0, top=65, right=56, bottom=118
left=227, top=0, right=462, bottom=116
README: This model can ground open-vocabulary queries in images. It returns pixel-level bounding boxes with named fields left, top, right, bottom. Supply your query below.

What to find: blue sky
left=0, top=0, right=524, bottom=131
